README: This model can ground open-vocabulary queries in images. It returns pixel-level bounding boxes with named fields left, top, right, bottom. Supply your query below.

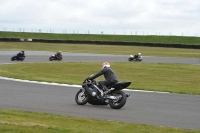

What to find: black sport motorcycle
left=75, top=77, right=131, bottom=109
left=49, top=54, right=62, bottom=61
left=11, top=54, right=25, bottom=61
left=128, top=55, right=142, bottom=61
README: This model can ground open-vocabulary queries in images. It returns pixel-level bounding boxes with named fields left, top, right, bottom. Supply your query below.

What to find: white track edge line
left=0, top=76, right=169, bottom=94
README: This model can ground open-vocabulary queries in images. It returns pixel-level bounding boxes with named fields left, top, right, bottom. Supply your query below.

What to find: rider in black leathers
left=88, top=62, right=118, bottom=94
left=17, top=51, right=25, bottom=59
left=55, top=51, right=62, bottom=59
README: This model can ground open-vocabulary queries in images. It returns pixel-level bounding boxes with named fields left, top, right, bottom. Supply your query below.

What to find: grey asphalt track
left=0, top=51, right=200, bottom=130
left=0, top=51, right=199, bottom=64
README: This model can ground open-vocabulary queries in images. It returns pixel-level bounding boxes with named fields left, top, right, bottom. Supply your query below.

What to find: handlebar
left=83, top=78, right=96, bottom=84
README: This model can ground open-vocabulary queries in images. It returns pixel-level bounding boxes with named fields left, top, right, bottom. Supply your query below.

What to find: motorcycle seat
left=108, top=82, right=131, bottom=89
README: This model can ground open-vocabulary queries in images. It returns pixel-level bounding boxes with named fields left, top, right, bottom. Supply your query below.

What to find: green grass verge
left=0, top=109, right=199, bottom=133
left=0, top=62, right=199, bottom=95
left=1, top=31, right=200, bottom=45
left=1, top=42, right=200, bottom=58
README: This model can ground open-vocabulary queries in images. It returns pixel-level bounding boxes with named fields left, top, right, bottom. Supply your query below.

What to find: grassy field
left=1, top=109, right=199, bottom=133
left=1, top=31, right=200, bottom=45
left=0, top=62, right=199, bottom=95
left=0, top=42, right=200, bottom=58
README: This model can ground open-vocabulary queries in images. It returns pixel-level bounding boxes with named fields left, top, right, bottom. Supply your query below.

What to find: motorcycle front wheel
left=11, top=57, right=15, bottom=61
left=109, top=91, right=127, bottom=109
left=75, top=90, right=89, bottom=105
left=49, top=57, right=53, bottom=61
left=128, top=57, right=132, bottom=61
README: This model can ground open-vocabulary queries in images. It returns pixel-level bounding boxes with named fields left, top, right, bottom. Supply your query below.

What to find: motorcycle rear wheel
left=75, top=90, right=88, bottom=105
left=109, top=91, right=127, bottom=109
left=20, top=57, right=25, bottom=61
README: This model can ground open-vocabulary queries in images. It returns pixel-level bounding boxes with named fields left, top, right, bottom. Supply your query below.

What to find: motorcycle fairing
left=82, top=83, right=98, bottom=97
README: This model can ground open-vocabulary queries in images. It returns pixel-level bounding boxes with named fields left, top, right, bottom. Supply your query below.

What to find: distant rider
left=134, top=53, right=141, bottom=59
left=87, top=62, right=119, bottom=94
left=17, top=51, right=25, bottom=59
left=55, top=51, right=62, bottom=59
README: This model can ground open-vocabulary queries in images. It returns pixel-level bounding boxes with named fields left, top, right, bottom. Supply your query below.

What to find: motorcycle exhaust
left=107, top=96, right=117, bottom=100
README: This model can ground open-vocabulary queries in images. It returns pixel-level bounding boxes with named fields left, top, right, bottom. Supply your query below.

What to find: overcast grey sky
left=0, top=0, right=199, bottom=36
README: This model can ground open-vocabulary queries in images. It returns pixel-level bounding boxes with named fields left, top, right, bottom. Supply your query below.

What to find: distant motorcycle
left=11, top=54, right=25, bottom=61
left=75, top=76, right=131, bottom=109
left=49, top=54, right=62, bottom=61
left=128, top=55, right=142, bottom=61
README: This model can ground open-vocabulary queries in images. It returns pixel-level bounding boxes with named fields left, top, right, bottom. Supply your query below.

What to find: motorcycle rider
left=134, top=53, right=141, bottom=59
left=87, top=62, right=119, bottom=95
left=55, top=51, right=62, bottom=59
left=17, top=51, right=25, bottom=59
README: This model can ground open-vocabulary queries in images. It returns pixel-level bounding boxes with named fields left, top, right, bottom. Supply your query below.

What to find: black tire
left=75, top=90, right=89, bottom=105
left=49, top=57, right=53, bottom=61
left=11, top=57, right=15, bottom=61
left=128, top=57, right=132, bottom=61
left=109, top=91, right=127, bottom=109
left=20, top=57, right=25, bottom=61
left=136, top=58, right=142, bottom=62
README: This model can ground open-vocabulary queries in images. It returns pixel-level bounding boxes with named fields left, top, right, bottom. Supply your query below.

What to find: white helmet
left=138, top=53, right=141, bottom=56
left=102, top=62, right=110, bottom=69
